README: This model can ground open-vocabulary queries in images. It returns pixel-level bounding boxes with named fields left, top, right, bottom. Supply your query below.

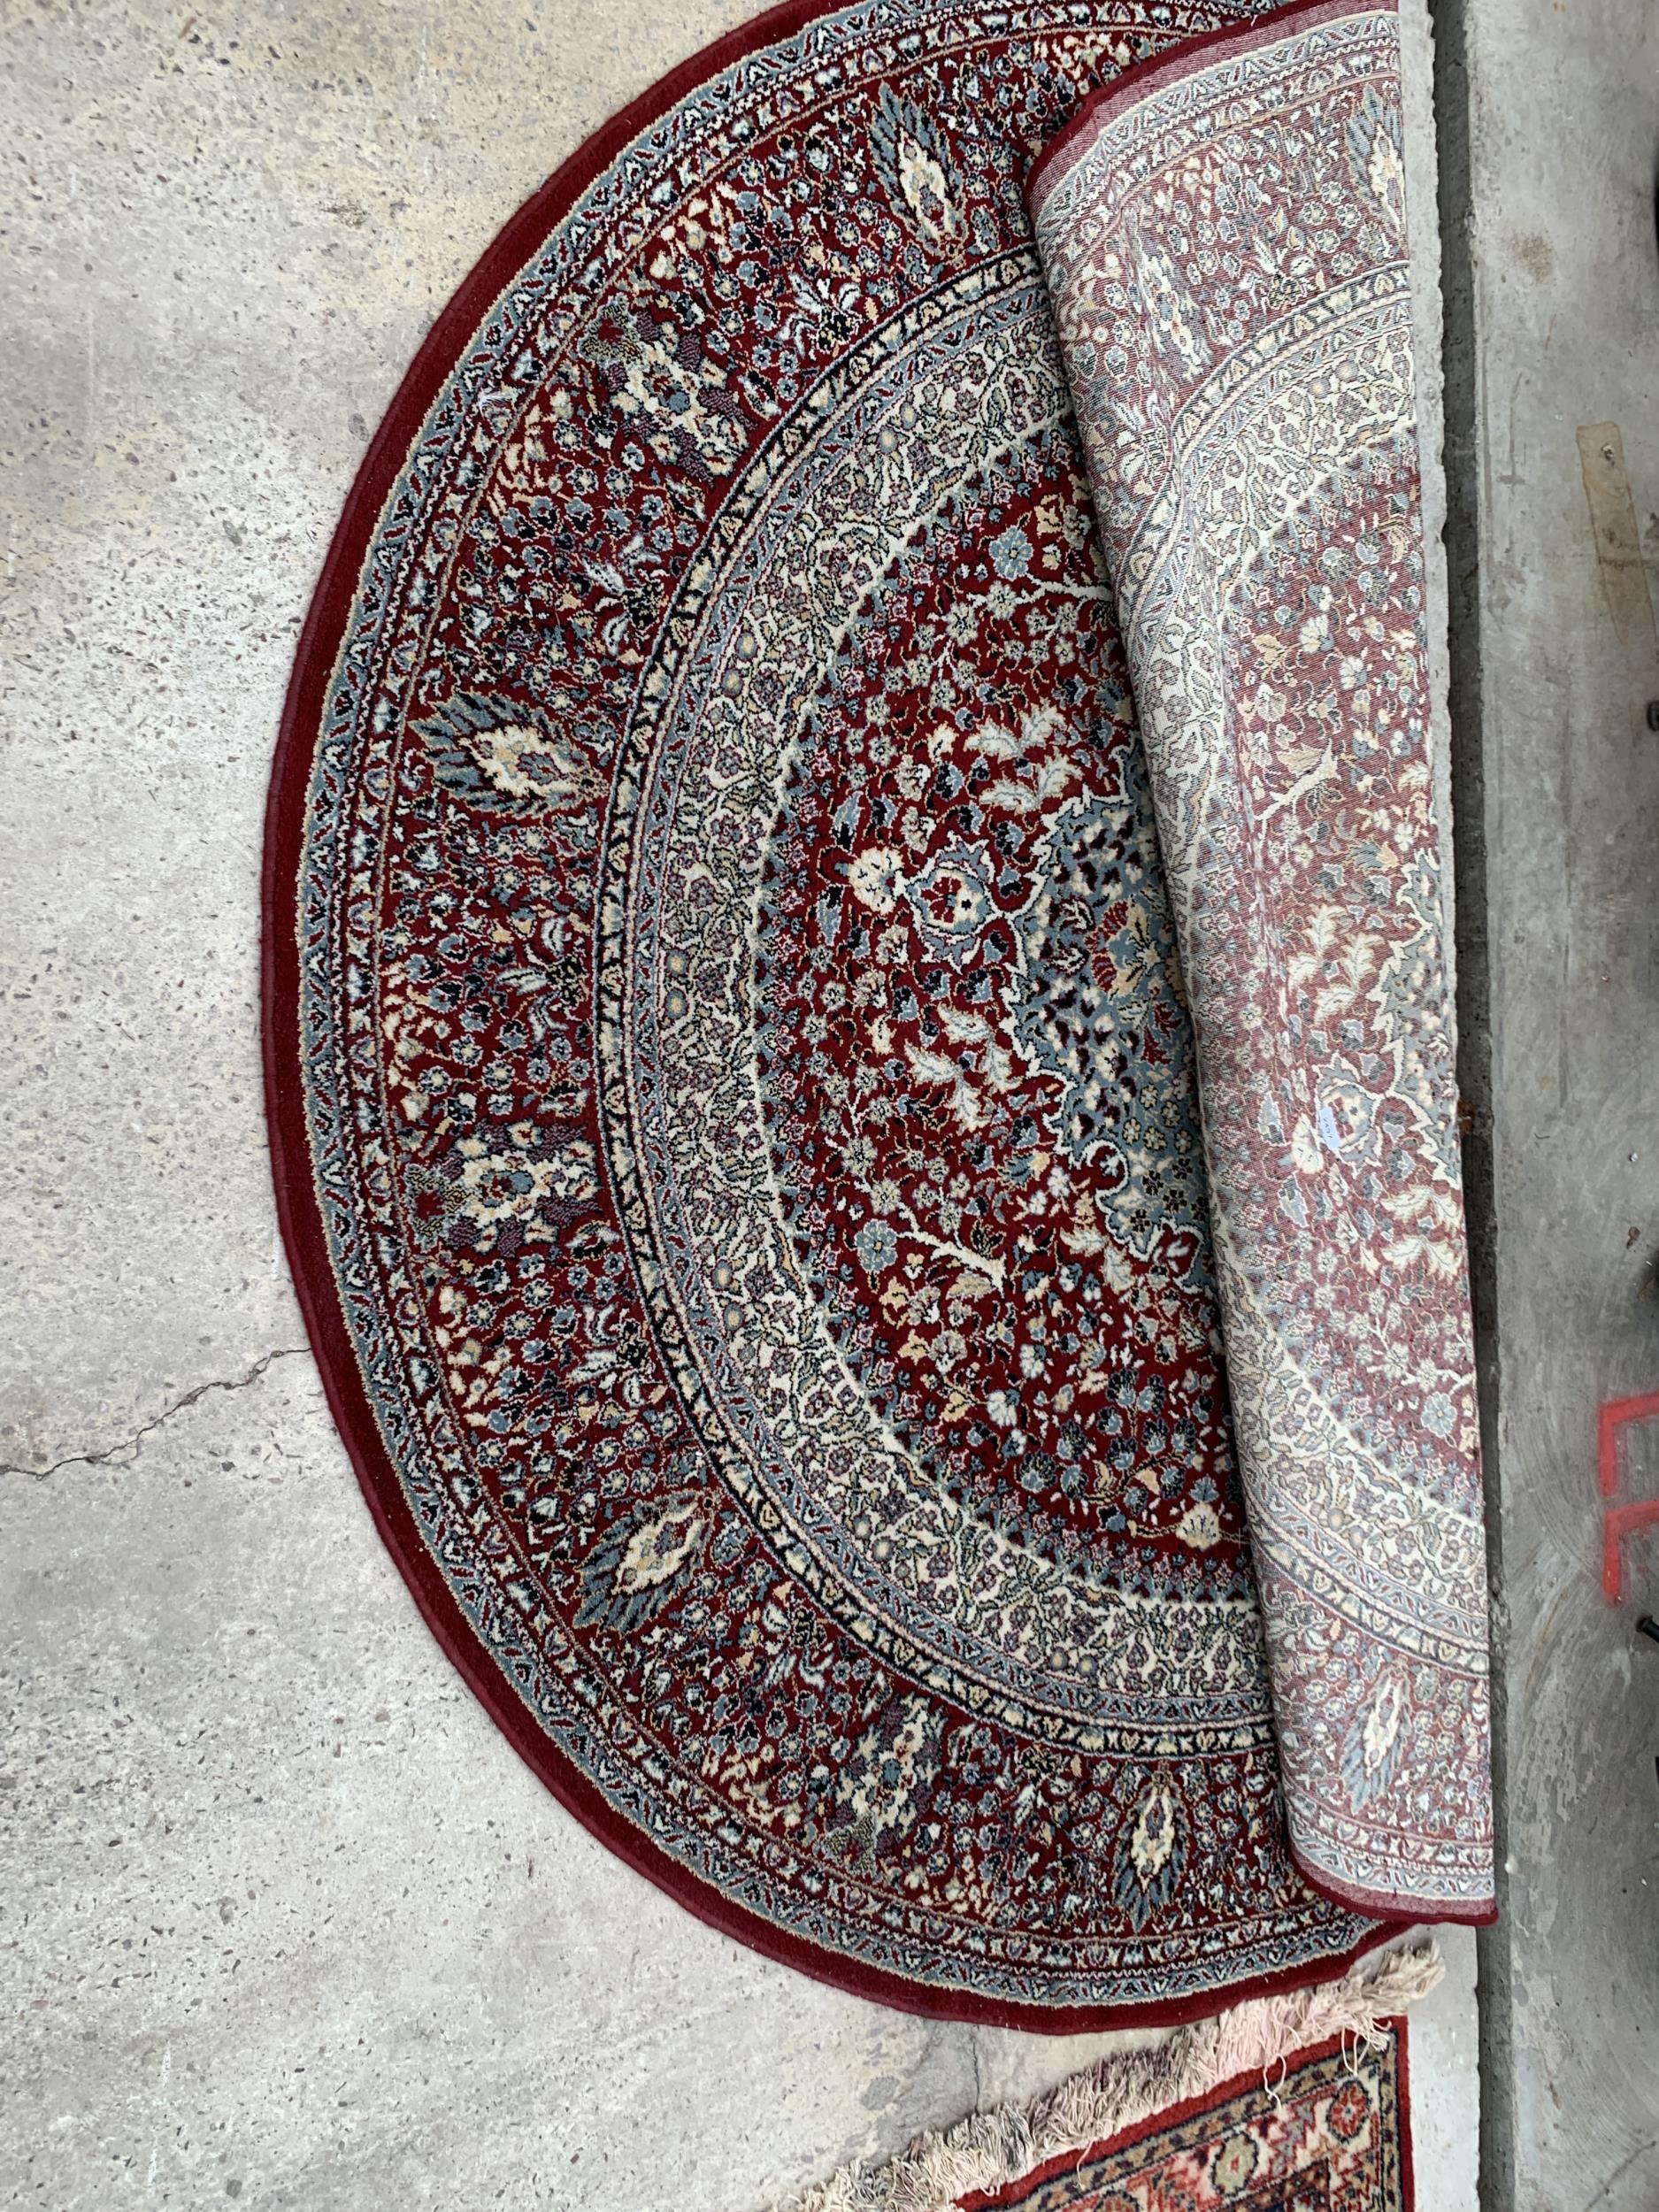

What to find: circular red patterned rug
left=265, top=0, right=1379, bottom=2025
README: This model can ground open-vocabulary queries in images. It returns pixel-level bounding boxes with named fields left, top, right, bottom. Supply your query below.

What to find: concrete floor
left=2, top=0, right=1631, bottom=2202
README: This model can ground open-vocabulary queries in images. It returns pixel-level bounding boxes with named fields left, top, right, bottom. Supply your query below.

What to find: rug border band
left=1025, top=0, right=1379, bottom=214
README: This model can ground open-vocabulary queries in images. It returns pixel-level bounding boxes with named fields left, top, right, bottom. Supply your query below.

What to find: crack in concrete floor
left=1, top=1346, right=311, bottom=1479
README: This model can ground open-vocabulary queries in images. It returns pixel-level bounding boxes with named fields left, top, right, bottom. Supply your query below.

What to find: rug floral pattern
left=268, top=0, right=1486, bottom=2021
left=956, top=2028, right=1409, bottom=2211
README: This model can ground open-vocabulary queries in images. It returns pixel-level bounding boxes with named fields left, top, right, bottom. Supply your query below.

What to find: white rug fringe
left=775, top=1940, right=1441, bottom=2212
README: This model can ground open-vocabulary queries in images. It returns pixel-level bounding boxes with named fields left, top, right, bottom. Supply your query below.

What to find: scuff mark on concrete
left=1577, top=421, right=1659, bottom=735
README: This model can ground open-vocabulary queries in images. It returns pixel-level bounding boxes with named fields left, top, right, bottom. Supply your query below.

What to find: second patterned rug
left=782, top=1940, right=1433, bottom=2210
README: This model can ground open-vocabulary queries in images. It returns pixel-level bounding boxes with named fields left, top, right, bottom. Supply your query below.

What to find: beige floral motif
left=617, top=1501, right=706, bottom=1596
left=1362, top=1679, right=1404, bottom=1771
left=1130, top=1787, right=1179, bottom=1881
left=849, top=844, right=906, bottom=913
left=872, top=83, right=968, bottom=257
left=828, top=1696, right=942, bottom=1871
left=458, top=1134, right=595, bottom=1230
left=1176, top=1501, right=1221, bottom=1550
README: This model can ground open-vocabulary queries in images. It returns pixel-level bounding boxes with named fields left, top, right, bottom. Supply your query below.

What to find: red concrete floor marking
left=1597, top=1389, right=1659, bottom=1601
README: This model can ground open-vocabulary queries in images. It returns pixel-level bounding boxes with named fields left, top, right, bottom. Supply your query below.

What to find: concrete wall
left=1438, top=0, right=1659, bottom=2203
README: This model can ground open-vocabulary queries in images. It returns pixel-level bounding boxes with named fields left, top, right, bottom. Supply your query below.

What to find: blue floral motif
left=853, top=1217, right=899, bottom=1275
left=989, top=522, right=1033, bottom=577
